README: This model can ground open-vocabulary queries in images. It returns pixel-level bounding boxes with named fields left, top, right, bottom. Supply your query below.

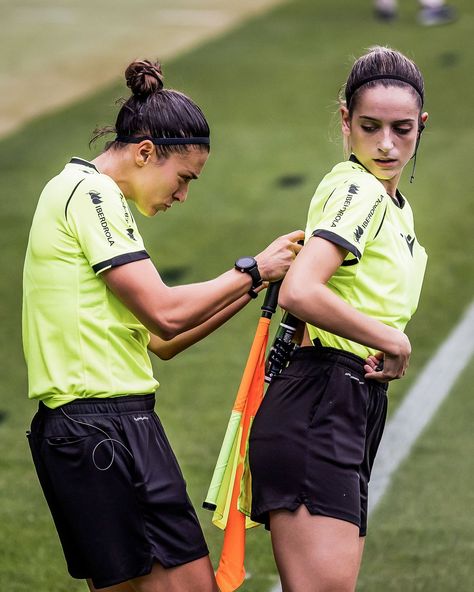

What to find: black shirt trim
left=64, top=178, right=86, bottom=220
left=341, top=258, right=358, bottom=267
left=312, top=229, right=361, bottom=260
left=92, top=250, right=150, bottom=274
left=373, top=206, right=388, bottom=240
left=70, top=157, right=100, bottom=173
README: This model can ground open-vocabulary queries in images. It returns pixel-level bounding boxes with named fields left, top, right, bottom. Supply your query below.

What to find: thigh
left=131, top=557, right=218, bottom=592
left=87, top=579, right=134, bottom=592
left=359, top=385, right=388, bottom=535
left=270, top=506, right=362, bottom=592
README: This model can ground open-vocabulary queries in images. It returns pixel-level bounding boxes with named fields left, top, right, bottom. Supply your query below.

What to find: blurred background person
left=374, top=0, right=457, bottom=25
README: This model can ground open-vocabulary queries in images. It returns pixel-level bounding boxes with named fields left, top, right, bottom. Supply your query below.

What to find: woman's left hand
left=364, top=352, right=384, bottom=376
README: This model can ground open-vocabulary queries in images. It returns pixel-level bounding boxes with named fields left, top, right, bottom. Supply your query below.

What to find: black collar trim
left=349, top=154, right=366, bottom=169
left=70, top=157, right=99, bottom=172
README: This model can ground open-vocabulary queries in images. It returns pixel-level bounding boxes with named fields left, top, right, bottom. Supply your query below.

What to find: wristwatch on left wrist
left=234, top=256, right=263, bottom=298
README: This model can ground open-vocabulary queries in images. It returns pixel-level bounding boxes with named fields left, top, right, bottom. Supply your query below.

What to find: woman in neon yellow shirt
left=249, top=46, right=428, bottom=592
left=24, top=59, right=303, bottom=592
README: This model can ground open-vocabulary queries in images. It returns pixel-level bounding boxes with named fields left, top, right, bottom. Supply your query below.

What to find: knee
left=316, top=569, right=357, bottom=592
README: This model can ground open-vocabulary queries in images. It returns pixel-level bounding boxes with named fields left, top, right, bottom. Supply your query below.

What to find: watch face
left=236, top=256, right=256, bottom=270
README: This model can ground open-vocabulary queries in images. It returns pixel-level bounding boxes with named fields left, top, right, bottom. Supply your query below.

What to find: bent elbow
left=155, top=348, right=177, bottom=361
left=278, top=282, right=300, bottom=314
left=156, top=327, right=178, bottom=342
left=151, top=315, right=180, bottom=342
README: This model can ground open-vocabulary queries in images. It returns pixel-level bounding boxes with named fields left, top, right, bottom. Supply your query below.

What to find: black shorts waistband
left=292, top=342, right=388, bottom=389
left=295, top=341, right=365, bottom=371
left=38, top=393, right=156, bottom=416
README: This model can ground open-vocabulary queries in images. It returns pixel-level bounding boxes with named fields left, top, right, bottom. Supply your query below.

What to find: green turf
left=359, top=361, right=474, bottom=591
left=1, top=0, right=473, bottom=590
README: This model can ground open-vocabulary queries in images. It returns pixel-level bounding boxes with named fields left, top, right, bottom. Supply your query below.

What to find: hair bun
left=125, top=60, right=164, bottom=97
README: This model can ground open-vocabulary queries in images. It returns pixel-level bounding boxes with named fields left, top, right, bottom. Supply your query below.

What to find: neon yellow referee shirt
left=22, top=158, right=159, bottom=408
left=305, top=156, right=428, bottom=359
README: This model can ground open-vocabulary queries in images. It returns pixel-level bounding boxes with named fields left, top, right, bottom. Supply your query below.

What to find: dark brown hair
left=341, top=46, right=425, bottom=116
left=91, top=59, right=210, bottom=157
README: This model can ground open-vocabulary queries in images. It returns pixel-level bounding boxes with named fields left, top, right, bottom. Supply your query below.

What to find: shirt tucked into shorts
left=249, top=344, right=388, bottom=536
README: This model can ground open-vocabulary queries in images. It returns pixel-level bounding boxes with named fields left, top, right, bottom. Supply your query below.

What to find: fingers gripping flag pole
left=203, top=282, right=281, bottom=592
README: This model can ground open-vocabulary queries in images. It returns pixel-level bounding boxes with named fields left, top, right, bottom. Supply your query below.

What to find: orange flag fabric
left=215, top=316, right=270, bottom=592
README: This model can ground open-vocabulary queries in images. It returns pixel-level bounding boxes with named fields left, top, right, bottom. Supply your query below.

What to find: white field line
left=270, top=301, right=474, bottom=592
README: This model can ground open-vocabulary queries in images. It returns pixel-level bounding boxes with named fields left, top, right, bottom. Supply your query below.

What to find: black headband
left=115, top=135, right=210, bottom=145
left=346, top=74, right=424, bottom=107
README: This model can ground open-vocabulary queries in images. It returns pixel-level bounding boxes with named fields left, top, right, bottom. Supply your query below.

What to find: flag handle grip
left=260, top=280, right=282, bottom=319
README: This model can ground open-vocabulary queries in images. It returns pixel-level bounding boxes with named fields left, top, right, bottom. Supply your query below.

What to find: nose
left=173, top=186, right=188, bottom=203
left=378, top=128, right=394, bottom=153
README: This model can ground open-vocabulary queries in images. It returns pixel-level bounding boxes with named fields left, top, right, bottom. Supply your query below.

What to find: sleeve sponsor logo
left=361, top=195, right=384, bottom=230
left=354, top=225, right=364, bottom=243
left=353, top=195, right=384, bottom=243
left=88, top=191, right=102, bottom=205
left=330, top=183, right=360, bottom=227
left=119, top=194, right=137, bottom=241
left=87, top=191, right=114, bottom=246
left=119, top=194, right=131, bottom=226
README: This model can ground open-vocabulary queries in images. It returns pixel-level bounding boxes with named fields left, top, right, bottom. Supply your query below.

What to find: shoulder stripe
left=312, top=229, right=361, bottom=260
left=322, top=188, right=336, bottom=212
left=373, top=205, right=388, bottom=240
left=64, top=178, right=86, bottom=220
left=92, top=250, right=150, bottom=274
left=341, top=258, right=358, bottom=267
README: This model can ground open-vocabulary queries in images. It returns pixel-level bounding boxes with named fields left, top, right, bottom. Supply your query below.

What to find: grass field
left=1, top=0, right=473, bottom=590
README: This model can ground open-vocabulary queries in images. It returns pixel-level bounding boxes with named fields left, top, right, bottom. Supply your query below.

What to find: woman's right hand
left=255, top=230, right=305, bottom=282
left=364, top=331, right=412, bottom=382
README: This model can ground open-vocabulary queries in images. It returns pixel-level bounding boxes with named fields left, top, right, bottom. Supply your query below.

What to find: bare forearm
left=148, top=292, right=253, bottom=359
left=164, top=269, right=253, bottom=335
left=105, top=262, right=252, bottom=340
left=104, top=230, right=304, bottom=341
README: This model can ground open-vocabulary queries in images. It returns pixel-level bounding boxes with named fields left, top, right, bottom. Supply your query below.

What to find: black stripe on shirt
left=92, top=250, right=150, bottom=274
left=341, top=258, right=358, bottom=266
left=64, top=178, right=86, bottom=220
left=373, top=206, right=388, bottom=240
left=312, top=229, right=362, bottom=260
left=70, top=157, right=100, bottom=172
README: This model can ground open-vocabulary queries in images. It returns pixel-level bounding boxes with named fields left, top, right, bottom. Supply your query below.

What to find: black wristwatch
left=234, top=256, right=262, bottom=298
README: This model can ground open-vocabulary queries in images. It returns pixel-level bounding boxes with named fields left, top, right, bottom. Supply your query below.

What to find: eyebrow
left=359, top=116, right=415, bottom=124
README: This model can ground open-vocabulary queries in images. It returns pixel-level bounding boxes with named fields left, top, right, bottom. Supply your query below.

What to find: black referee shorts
left=249, top=344, right=388, bottom=536
left=27, top=394, right=208, bottom=589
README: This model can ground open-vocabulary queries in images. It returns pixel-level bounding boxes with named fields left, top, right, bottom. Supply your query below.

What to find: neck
left=92, top=150, right=132, bottom=198
left=379, top=174, right=401, bottom=199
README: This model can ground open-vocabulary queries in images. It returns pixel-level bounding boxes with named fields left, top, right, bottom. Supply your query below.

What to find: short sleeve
left=307, top=177, right=387, bottom=260
left=65, top=176, right=149, bottom=274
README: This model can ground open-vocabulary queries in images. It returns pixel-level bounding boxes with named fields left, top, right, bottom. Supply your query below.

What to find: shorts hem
left=158, top=546, right=210, bottom=569
left=252, top=500, right=361, bottom=533
left=87, top=548, right=210, bottom=589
